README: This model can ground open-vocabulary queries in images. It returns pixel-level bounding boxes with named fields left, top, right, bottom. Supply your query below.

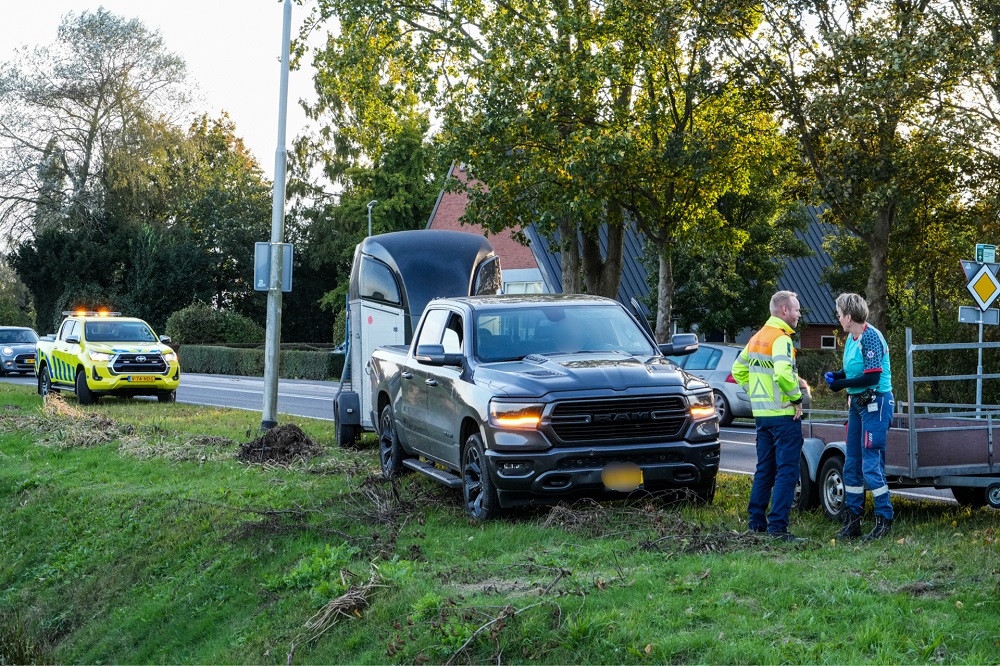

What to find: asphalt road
left=0, top=371, right=956, bottom=503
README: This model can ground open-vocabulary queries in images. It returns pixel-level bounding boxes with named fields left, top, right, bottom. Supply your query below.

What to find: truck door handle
left=401, top=372, right=412, bottom=380
left=425, top=379, right=439, bottom=387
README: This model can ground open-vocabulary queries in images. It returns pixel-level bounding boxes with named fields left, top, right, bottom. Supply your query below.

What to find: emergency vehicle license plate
left=128, top=376, right=156, bottom=383
left=601, top=462, right=643, bottom=492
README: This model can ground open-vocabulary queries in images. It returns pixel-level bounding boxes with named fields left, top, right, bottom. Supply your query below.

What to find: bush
left=180, top=345, right=344, bottom=381
left=166, top=302, right=264, bottom=345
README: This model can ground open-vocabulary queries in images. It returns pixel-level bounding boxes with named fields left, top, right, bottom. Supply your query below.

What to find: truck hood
left=86, top=343, right=173, bottom=355
left=475, top=352, right=708, bottom=397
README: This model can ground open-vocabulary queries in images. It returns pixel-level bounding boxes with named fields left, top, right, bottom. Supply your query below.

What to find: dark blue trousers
left=749, top=415, right=804, bottom=533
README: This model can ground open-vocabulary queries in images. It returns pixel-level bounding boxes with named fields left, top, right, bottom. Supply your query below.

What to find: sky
left=0, top=0, right=320, bottom=179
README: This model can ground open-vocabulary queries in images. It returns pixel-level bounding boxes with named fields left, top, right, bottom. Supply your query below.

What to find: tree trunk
left=655, top=242, right=674, bottom=343
left=580, top=211, right=625, bottom=298
left=865, top=207, right=893, bottom=332
left=558, top=216, right=581, bottom=293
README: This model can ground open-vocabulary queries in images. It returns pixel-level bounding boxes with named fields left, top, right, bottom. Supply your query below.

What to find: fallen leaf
left=718, top=632, right=725, bottom=641
left=830, top=538, right=836, bottom=546
left=700, top=568, right=711, bottom=580
left=896, top=537, right=906, bottom=544
left=920, top=549, right=928, bottom=556
left=644, top=644, right=653, bottom=655
left=955, top=600, right=964, bottom=609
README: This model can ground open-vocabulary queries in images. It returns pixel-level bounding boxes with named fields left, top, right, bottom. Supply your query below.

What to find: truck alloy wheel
left=378, top=404, right=404, bottom=478
left=462, top=433, right=500, bottom=521
left=38, top=366, right=52, bottom=396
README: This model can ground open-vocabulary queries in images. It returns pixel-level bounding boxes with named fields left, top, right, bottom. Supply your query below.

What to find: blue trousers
left=844, top=392, right=895, bottom=520
left=749, top=415, right=804, bottom=533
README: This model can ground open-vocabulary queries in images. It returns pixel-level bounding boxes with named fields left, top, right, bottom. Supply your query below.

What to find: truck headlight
left=1, top=347, right=11, bottom=356
left=689, top=392, right=716, bottom=420
left=88, top=351, right=112, bottom=362
left=489, top=401, right=544, bottom=429
left=162, top=352, right=177, bottom=363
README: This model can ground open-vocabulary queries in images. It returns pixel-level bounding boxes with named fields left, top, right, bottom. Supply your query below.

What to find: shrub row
left=180, top=345, right=345, bottom=381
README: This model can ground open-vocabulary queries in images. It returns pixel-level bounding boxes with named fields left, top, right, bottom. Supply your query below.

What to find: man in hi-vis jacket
left=732, top=291, right=805, bottom=542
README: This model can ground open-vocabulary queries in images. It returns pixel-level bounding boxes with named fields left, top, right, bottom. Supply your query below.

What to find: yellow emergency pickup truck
left=35, top=311, right=180, bottom=404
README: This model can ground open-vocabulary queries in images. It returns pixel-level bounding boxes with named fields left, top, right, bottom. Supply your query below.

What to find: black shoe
left=836, top=511, right=863, bottom=539
left=862, top=517, right=893, bottom=542
left=769, top=530, right=808, bottom=543
left=747, top=524, right=767, bottom=534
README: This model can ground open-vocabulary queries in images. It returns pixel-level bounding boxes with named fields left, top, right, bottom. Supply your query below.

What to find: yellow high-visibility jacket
left=731, top=316, right=802, bottom=417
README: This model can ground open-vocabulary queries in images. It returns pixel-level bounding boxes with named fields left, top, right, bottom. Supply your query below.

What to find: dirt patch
left=237, top=424, right=323, bottom=465
left=119, top=433, right=237, bottom=461
left=895, top=581, right=945, bottom=598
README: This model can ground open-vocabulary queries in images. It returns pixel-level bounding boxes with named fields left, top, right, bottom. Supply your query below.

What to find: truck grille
left=550, top=396, right=689, bottom=442
left=112, top=353, right=167, bottom=374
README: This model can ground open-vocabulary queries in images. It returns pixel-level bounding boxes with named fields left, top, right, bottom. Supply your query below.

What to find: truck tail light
left=489, top=401, right=543, bottom=429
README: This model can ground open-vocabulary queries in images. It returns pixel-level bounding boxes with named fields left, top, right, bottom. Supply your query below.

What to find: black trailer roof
left=351, top=230, right=497, bottom=321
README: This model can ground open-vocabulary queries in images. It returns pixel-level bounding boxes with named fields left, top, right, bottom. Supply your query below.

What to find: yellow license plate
left=26, top=358, right=34, bottom=364
left=601, top=462, right=643, bottom=492
left=129, top=376, right=157, bottom=383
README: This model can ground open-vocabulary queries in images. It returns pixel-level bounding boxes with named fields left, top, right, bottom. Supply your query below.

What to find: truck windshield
left=474, top=305, right=657, bottom=362
left=85, top=321, right=158, bottom=343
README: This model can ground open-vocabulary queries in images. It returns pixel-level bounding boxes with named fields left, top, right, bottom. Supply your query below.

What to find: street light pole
left=261, top=0, right=292, bottom=430
left=367, top=200, right=377, bottom=237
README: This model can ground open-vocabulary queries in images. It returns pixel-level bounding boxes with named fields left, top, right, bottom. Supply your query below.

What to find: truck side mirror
left=159, top=335, right=172, bottom=344
left=415, top=344, right=464, bottom=367
left=658, top=333, right=699, bottom=357
left=65, top=335, right=81, bottom=345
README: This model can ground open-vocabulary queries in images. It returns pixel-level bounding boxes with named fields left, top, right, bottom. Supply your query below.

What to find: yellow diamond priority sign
left=967, top=263, right=1000, bottom=311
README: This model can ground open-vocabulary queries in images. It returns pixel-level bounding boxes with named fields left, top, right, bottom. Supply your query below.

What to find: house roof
left=523, top=221, right=652, bottom=315
left=525, top=207, right=841, bottom=326
left=777, top=206, right=839, bottom=325
left=426, top=163, right=539, bottom=271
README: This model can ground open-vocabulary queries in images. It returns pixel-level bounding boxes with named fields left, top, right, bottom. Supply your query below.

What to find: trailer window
left=360, top=257, right=401, bottom=306
left=473, top=256, right=502, bottom=295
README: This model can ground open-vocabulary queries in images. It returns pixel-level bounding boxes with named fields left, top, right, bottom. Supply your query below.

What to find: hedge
left=179, top=345, right=345, bottom=381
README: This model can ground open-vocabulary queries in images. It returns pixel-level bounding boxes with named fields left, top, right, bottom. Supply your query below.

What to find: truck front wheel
left=378, top=404, right=405, bottom=478
left=462, top=433, right=500, bottom=522
left=38, top=366, right=53, bottom=396
left=75, top=369, right=97, bottom=405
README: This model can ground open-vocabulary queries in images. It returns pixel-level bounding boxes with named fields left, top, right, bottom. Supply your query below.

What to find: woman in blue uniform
left=825, top=293, right=895, bottom=541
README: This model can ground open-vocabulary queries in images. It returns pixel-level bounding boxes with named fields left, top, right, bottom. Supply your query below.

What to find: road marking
left=719, top=468, right=955, bottom=503
left=180, top=386, right=333, bottom=401
left=175, top=399, right=334, bottom=421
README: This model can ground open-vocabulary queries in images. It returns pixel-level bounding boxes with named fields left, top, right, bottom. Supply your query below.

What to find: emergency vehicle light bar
left=62, top=310, right=122, bottom=317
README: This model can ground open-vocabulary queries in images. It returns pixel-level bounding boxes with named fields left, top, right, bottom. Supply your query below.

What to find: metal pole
left=977, top=318, right=984, bottom=418
left=261, top=0, right=292, bottom=430
left=367, top=200, right=377, bottom=237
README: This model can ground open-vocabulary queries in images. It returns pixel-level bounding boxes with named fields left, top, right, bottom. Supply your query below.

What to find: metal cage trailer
left=797, top=328, right=1000, bottom=518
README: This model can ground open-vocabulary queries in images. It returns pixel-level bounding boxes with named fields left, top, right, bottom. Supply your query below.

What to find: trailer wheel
left=334, top=403, right=359, bottom=448
left=819, top=456, right=845, bottom=521
left=793, top=456, right=818, bottom=511
left=987, top=483, right=1000, bottom=510
left=951, top=486, right=987, bottom=508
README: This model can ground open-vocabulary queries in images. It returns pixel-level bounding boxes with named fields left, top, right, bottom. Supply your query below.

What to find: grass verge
left=1, top=384, right=998, bottom=664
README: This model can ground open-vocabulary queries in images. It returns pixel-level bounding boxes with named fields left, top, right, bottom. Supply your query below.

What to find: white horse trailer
left=334, top=230, right=501, bottom=446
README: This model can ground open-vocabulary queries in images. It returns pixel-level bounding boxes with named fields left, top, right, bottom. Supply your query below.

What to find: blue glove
left=824, top=371, right=835, bottom=387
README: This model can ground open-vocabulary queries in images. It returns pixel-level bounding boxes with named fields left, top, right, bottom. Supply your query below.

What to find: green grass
left=1, top=383, right=999, bottom=664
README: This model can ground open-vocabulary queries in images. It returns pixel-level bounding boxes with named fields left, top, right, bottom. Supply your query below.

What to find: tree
left=0, top=262, right=33, bottom=327
left=724, top=0, right=970, bottom=331
left=0, top=8, right=187, bottom=243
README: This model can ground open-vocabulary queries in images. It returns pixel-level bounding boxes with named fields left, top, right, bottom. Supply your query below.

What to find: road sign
left=960, top=260, right=1000, bottom=282
left=254, top=242, right=293, bottom=293
left=965, top=263, right=1000, bottom=311
left=959, top=306, right=999, bottom=325
left=977, top=243, right=996, bottom=263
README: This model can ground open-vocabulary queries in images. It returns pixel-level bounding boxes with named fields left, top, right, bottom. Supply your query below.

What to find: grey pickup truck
left=368, top=293, right=721, bottom=520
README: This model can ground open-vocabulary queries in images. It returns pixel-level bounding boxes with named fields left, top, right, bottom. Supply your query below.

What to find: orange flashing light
left=690, top=406, right=716, bottom=420
left=493, top=415, right=541, bottom=428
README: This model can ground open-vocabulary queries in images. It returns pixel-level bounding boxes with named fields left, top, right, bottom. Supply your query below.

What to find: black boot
left=836, top=510, right=862, bottom=539
left=862, top=516, right=893, bottom=542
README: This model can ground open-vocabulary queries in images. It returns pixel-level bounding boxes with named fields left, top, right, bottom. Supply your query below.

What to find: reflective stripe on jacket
left=731, top=316, right=802, bottom=417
